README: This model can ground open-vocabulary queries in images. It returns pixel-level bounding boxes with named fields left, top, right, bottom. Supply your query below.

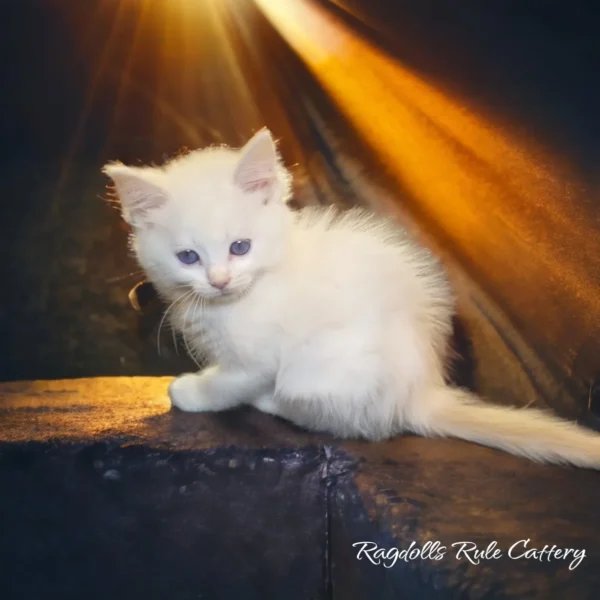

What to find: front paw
left=168, top=373, right=212, bottom=412
left=253, top=393, right=280, bottom=416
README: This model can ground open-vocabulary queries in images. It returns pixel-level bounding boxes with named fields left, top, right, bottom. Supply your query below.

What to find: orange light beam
left=255, top=0, right=600, bottom=358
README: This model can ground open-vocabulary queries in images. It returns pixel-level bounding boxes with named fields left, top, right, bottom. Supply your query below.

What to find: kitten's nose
left=208, top=274, right=231, bottom=290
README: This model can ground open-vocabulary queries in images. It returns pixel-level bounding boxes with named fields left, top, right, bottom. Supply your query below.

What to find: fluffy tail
left=408, top=386, right=600, bottom=469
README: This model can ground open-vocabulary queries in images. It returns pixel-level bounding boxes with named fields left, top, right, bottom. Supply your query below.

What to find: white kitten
left=104, top=129, right=600, bottom=469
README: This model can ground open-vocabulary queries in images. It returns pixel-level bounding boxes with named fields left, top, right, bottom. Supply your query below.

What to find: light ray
left=255, top=0, right=600, bottom=358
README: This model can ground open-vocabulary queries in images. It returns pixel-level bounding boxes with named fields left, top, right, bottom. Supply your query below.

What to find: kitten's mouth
left=198, top=286, right=243, bottom=302
left=193, top=280, right=252, bottom=301
left=220, top=285, right=250, bottom=299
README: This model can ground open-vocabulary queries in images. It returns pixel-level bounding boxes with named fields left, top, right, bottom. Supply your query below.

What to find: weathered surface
left=0, top=443, right=330, bottom=600
left=1, top=378, right=599, bottom=599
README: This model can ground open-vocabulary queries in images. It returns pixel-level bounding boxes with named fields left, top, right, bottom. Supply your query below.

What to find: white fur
left=104, top=129, right=600, bottom=469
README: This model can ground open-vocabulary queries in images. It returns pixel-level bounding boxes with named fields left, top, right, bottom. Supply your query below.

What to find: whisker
left=106, top=270, right=146, bottom=284
left=181, top=293, right=203, bottom=370
left=157, top=288, right=194, bottom=358
left=171, top=318, right=180, bottom=356
left=193, top=294, right=207, bottom=365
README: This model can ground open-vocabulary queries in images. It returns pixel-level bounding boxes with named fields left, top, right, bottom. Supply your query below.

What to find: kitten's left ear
left=233, top=128, right=280, bottom=198
left=103, top=163, right=168, bottom=228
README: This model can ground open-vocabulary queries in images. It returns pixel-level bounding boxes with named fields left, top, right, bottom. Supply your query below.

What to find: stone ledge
left=0, top=377, right=325, bottom=447
left=1, top=377, right=599, bottom=599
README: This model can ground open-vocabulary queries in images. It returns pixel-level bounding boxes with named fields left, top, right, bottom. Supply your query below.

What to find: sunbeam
left=255, top=0, right=600, bottom=366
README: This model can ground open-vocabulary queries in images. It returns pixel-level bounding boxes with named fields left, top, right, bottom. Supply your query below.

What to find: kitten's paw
left=168, top=373, right=213, bottom=412
left=253, top=393, right=280, bottom=416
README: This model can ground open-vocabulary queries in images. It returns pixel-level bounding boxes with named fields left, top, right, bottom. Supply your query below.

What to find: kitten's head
left=103, top=129, right=293, bottom=300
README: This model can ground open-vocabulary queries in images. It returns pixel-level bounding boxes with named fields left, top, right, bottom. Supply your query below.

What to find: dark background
left=0, top=0, right=598, bottom=420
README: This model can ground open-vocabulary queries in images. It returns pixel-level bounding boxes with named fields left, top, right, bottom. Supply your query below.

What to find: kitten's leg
left=272, top=336, right=397, bottom=440
left=253, top=392, right=280, bottom=416
left=169, top=367, right=268, bottom=413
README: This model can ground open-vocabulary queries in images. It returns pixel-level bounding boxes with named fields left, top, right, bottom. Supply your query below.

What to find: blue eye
left=176, top=250, right=200, bottom=265
left=229, top=239, right=252, bottom=256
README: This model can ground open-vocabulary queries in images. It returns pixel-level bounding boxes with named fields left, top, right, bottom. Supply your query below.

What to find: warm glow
left=1, top=378, right=173, bottom=442
left=255, top=0, right=599, bottom=351
left=55, top=0, right=598, bottom=361
left=62, top=0, right=257, bottom=163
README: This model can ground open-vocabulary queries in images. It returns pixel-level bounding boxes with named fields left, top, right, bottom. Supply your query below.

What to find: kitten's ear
left=102, top=163, right=168, bottom=227
left=233, top=128, right=279, bottom=197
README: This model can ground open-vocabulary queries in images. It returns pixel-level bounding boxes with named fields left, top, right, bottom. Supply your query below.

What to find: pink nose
left=209, top=277, right=230, bottom=290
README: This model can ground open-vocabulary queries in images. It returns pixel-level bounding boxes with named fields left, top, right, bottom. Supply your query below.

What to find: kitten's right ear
left=102, top=163, right=168, bottom=227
